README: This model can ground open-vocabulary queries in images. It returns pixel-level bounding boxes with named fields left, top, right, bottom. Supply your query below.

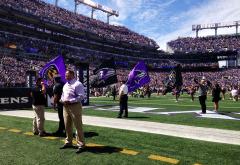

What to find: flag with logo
left=174, top=64, right=183, bottom=87
left=126, top=61, right=150, bottom=93
left=163, top=64, right=182, bottom=89
left=90, top=58, right=118, bottom=88
left=39, top=55, right=66, bottom=85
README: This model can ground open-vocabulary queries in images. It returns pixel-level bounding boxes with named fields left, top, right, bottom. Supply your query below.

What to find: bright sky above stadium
left=44, top=0, right=240, bottom=50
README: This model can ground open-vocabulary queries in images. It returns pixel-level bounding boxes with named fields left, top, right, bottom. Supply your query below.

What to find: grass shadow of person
left=84, top=145, right=122, bottom=154
left=84, top=132, right=99, bottom=138
left=50, top=131, right=99, bottom=138
left=124, top=116, right=149, bottom=119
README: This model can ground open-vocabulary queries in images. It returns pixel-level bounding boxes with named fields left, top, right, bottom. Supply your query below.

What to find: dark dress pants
left=57, top=103, right=65, bottom=132
left=119, top=95, right=128, bottom=117
left=199, top=95, right=207, bottom=113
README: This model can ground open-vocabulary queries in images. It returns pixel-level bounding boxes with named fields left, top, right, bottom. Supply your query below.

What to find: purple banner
left=39, top=55, right=66, bottom=85
left=126, top=61, right=150, bottom=93
left=90, top=59, right=118, bottom=88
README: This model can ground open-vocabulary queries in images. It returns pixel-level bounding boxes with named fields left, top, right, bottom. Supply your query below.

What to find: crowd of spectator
left=0, top=0, right=158, bottom=48
left=167, top=35, right=240, bottom=53
left=89, top=67, right=240, bottom=98
left=115, top=68, right=240, bottom=92
left=0, top=31, right=180, bottom=69
left=1, top=30, right=220, bottom=71
left=1, top=31, right=237, bottom=90
left=1, top=51, right=240, bottom=101
left=0, top=54, right=45, bottom=87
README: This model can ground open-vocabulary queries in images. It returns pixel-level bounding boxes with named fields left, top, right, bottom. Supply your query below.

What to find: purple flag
left=90, top=58, right=118, bottom=88
left=39, top=55, right=66, bottom=85
left=126, top=61, right=150, bottom=93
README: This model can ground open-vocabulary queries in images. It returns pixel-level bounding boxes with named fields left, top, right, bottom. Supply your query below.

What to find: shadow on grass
left=91, top=104, right=116, bottom=107
left=219, top=111, right=232, bottom=114
left=84, top=132, right=99, bottom=138
left=126, top=116, right=149, bottom=119
left=50, top=132, right=99, bottom=138
left=220, top=112, right=240, bottom=119
left=85, top=146, right=122, bottom=154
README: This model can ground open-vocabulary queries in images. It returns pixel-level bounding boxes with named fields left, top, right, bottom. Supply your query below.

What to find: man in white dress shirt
left=118, top=81, right=128, bottom=118
left=59, top=70, right=86, bottom=154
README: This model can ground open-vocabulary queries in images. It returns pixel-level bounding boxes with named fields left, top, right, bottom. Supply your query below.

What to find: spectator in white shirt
left=117, top=81, right=128, bottom=118
left=231, top=86, right=238, bottom=101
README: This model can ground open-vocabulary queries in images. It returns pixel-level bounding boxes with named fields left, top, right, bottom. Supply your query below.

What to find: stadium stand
left=1, top=49, right=240, bottom=96
left=0, top=54, right=45, bottom=87
left=0, top=0, right=158, bottom=48
left=167, top=35, right=240, bottom=53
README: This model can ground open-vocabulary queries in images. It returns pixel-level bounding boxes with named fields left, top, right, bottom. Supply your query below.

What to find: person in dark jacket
left=112, top=85, right=117, bottom=101
left=212, top=83, right=222, bottom=113
left=52, top=75, right=65, bottom=136
left=30, top=77, right=47, bottom=137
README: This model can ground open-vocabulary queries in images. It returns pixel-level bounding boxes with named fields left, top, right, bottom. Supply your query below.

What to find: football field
left=86, top=94, right=240, bottom=131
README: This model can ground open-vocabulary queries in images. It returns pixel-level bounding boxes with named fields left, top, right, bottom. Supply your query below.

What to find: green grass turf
left=0, top=115, right=239, bottom=165
left=43, top=94, right=240, bottom=131
left=90, top=94, right=240, bottom=112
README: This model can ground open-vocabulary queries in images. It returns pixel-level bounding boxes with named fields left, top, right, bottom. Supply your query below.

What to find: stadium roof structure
left=70, top=0, right=119, bottom=24
left=192, top=20, right=240, bottom=37
left=55, top=0, right=119, bottom=23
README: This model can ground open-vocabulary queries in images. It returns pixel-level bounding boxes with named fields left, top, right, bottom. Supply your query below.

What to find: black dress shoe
left=39, top=132, right=50, bottom=137
left=117, top=116, right=122, bottom=118
left=76, top=147, right=86, bottom=154
left=73, top=132, right=76, bottom=138
left=60, top=144, right=73, bottom=149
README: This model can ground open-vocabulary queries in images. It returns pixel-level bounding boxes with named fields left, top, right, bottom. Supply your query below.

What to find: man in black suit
left=52, top=75, right=65, bottom=136
left=112, top=85, right=117, bottom=101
